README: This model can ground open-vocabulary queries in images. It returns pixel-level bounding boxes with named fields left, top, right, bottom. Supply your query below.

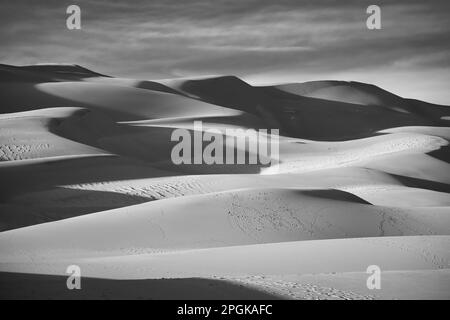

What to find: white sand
left=0, top=64, right=449, bottom=299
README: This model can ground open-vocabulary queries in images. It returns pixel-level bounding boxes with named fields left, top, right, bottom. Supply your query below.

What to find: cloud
left=0, top=0, right=449, bottom=103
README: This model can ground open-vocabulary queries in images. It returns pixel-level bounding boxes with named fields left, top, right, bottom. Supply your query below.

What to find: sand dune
left=1, top=188, right=450, bottom=259
left=268, top=80, right=449, bottom=122
left=0, top=107, right=109, bottom=161
left=0, top=63, right=449, bottom=299
left=2, top=233, right=450, bottom=276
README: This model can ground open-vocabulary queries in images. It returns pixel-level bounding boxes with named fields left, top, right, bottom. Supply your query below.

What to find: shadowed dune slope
left=0, top=63, right=449, bottom=299
left=1, top=188, right=449, bottom=259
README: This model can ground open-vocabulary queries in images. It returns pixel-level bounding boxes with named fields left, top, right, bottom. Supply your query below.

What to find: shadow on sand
left=0, top=272, right=282, bottom=300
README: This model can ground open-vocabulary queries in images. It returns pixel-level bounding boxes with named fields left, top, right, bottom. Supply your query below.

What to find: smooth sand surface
left=0, top=64, right=449, bottom=299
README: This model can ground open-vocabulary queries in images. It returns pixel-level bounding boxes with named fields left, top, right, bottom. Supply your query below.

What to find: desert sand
left=0, top=63, right=449, bottom=299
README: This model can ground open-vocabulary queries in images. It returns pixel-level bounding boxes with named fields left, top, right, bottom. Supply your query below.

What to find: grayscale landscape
left=0, top=0, right=449, bottom=300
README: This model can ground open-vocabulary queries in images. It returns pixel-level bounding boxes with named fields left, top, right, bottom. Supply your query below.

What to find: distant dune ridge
left=0, top=63, right=449, bottom=299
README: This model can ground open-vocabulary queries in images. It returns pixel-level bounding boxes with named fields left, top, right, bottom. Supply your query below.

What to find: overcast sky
left=1, top=0, right=449, bottom=104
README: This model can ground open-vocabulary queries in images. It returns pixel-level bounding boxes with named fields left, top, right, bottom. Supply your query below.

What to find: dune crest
left=0, top=63, right=449, bottom=299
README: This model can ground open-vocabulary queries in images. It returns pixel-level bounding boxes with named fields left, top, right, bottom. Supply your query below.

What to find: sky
left=1, top=0, right=449, bottom=104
